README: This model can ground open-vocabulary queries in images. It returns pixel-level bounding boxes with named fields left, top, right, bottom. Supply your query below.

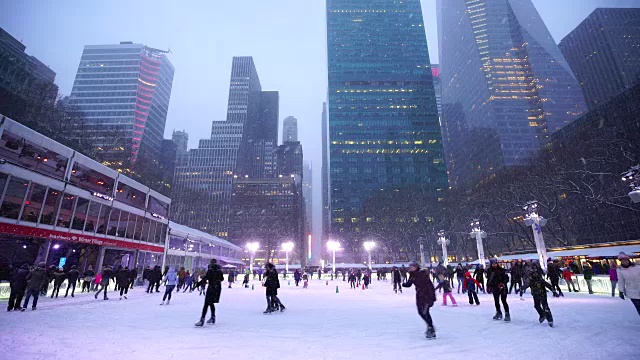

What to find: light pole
left=622, top=165, right=640, bottom=203
left=469, top=220, right=487, bottom=267
left=418, top=237, right=426, bottom=268
left=363, top=241, right=375, bottom=270
left=436, top=230, right=450, bottom=266
left=282, top=242, right=294, bottom=272
left=246, top=242, right=259, bottom=273
left=523, top=201, right=548, bottom=271
left=327, top=240, right=341, bottom=275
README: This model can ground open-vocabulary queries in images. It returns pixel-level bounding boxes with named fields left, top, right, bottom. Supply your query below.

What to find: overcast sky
left=2, top=0, right=639, bottom=232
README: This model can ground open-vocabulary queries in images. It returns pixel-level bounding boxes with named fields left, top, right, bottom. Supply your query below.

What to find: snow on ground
left=1, top=279, right=639, bottom=360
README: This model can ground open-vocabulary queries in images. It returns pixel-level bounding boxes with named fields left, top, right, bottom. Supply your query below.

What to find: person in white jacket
left=617, top=252, right=640, bottom=316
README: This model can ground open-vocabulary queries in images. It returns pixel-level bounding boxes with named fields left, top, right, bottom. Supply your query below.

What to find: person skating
left=617, top=252, right=640, bottom=316
left=264, top=263, right=285, bottom=313
left=41, top=265, right=55, bottom=296
left=402, top=261, right=437, bottom=339
left=348, top=271, right=356, bottom=289
left=392, top=267, right=402, bottom=293
left=400, top=265, right=408, bottom=283
left=82, top=266, right=95, bottom=293
left=562, top=266, right=578, bottom=292
left=455, top=263, right=464, bottom=293
left=50, top=267, right=66, bottom=298
left=435, top=277, right=457, bottom=306
left=546, top=259, right=564, bottom=297
left=227, top=269, right=234, bottom=289
left=160, top=267, right=177, bottom=305
left=302, top=272, right=309, bottom=288
left=486, top=258, right=510, bottom=322
left=8, top=264, right=29, bottom=311
left=609, top=262, right=619, bottom=297
left=473, top=265, right=486, bottom=293
left=154, top=266, right=163, bottom=292
left=94, top=266, right=114, bottom=300
left=22, top=263, right=47, bottom=311
left=242, top=272, right=250, bottom=288
left=463, top=272, right=481, bottom=305
left=509, top=260, right=523, bottom=294
left=115, top=267, right=131, bottom=300
left=583, top=263, right=594, bottom=294
left=129, top=267, right=138, bottom=289
left=363, top=272, right=371, bottom=289
left=194, top=259, right=224, bottom=326
left=64, top=265, right=80, bottom=298
left=521, top=262, right=558, bottom=327
left=184, top=270, right=193, bottom=292
left=177, top=267, right=186, bottom=291
left=294, top=269, right=301, bottom=286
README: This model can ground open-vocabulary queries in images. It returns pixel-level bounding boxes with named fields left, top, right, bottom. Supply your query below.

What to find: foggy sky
left=2, top=0, right=639, bottom=235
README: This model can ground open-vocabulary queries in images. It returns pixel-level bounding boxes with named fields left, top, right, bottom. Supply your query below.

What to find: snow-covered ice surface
left=1, top=279, right=639, bottom=360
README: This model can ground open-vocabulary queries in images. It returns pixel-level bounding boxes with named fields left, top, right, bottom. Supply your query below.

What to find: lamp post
left=436, top=230, right=450, bottom=266
left=363, top=241, right=375, bottom=270
left=246, top=242, right=259, bottom=273
left=622, top=165, right=640, bottom=203
left=417, top=237, right=426, bottom=268
left=469, top=220, right=487, bottom=267
left=523, top=201, right=548, bottom=271
left=282, top=242, right=294, bottom=272
left=327, top=240, right=341, bottom=275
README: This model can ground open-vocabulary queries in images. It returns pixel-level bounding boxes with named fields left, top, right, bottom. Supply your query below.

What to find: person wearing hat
left=617, top=252, right=640, bottom=315
left=486, top=258, right=511, bottom=322
left=194, top=259, right=224, bottom=326
left=22, top=262, right=47, bottom=311
left=402, top=261, right=437, bottom=339
left=546, top=258, right=563, bottom=297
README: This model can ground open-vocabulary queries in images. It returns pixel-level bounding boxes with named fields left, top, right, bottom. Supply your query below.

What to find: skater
left=583, top=263, right=594, bottom=294
left=521, top=262, right=558, bottom=327
left=177, top=267, right=186, bottom=291
left=303, top=272, right=309, bottom=288
left=129, top=267, right=138, bottom=289
left=348, top=271, right=356, bottom=289
left=242, top=272, right=250, bottom=288
left=509, top=260, right=523, bottom=294
left=400, top=265, right=408, bottom=283
left=356, top=269, right=362, bottom=286
left=435, top=277, right=457, bottom=306
left=402, top=261, right=437, bottom=339
left=258, top=267, right=263, bottom=281
left=41, top=265, right=55, bottom=296
left=455, top=263, right=464, bottom=293
left=363, top=272, right=370, bottom=289
left=227, top=269, right=234, bottom=289
left=264, top=263, right=285, bottom=313
left=463, top=272, right=481, bottom=305
left=64, top=265, right=80, bottom=298
left=486, top=258, right=510, bottom=322
left=22, top=263, right=47, bottom=311
left=94, top=266, right=114, bottom=300
left=50, top=267, right=66, bottom=298
left=392, top=267, right=402, bottom=293
left=160, top=267, right=177, bottom=305
left=8, top=264, right=29, bottom=311
left=609, top=262, right=618, bottom=297
left=115, top=266, right=131, bottom=300
left=184, top=270, right=193, bottom=292
left=82, top=266, right=95, bottom=293
left=562, top=266, right=578, bottom=292
left=473, top=265, right=486, bottom=293
left=194, top=259, right=224, bottom=326
left=143, top=266, right=151, bottom=290
left=294, top=269, right=301, bottom=286
left=546, top=259, right=564, bottom=297
left=617, top=252, right=640, bottom=316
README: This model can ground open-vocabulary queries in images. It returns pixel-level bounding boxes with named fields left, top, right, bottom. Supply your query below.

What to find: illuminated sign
left=151, top=213, right=166, bottom=220
left=92, top=192, right=114, bottom=202
left=58, top=257, right=66, bottom=268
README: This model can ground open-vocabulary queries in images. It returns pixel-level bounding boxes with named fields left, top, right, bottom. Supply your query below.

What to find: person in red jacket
left=402, top=261, right=437, bottom=339
left=463, top=272, right=481, bottom=305
left=562, top=267, right=578, bottom=292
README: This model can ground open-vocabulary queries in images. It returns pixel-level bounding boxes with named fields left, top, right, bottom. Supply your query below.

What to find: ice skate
left=124, top=295, right=127, bottom=299
left=119, top=296, right=122, bottom=300
left=195, top=318, right=204, bottom=327
left=425, top=326, right=436, bottom=340
left=546, top=312, right=554, bottom=327
left=166, top=300, right=170, bottom=305
left=504, top=313, right=511, bottom=322
left=207, top=316, right=216, bottom=324
left=539, top=315, right=545, bottom=323
left=160, top=301, right=165, bottom=305
left=493, top=312, right=503, bottom=320
left=280, top=304, right=286, bottom=312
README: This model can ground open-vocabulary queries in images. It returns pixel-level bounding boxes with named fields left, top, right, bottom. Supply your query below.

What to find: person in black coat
left=23, top=263, right=47, bottom=310
left=94, top=266, right=114, bottom=300
left=521, top=262, right=558, bottom=327
left=546, top=259, right=564, bottom=297
left=392, top=267, right=402, bottom=293
left=8, top=264, right=29, bottom=311
left=82, top=266, right=95, bottom=293
left=129, top=268, right=138, bottom=289
left=473, top=265, right=486, bottom=293
left=264, top=262, right=285, bottom=313
left=509, top=260, right=523, bottom=294
left=64, top=265, right=80, bottom=298
left=194, top=259, right=224, bottom=327
left=486, top=259, right=510, bottom=322
left=116, top=267, right=131, bottom=299
left=402, top=261, right=437, bottom=339
left=41, top=265, right=55, bottom=296
left=154, top=266, right=163, bottom=292
left=50, top=267, right=66, bottom=298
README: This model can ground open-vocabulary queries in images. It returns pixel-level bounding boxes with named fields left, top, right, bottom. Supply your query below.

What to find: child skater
left=434, top=276, right=457, bottom=306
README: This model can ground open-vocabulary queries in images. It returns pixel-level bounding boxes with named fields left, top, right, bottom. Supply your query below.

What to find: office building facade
left=559, top=8, right=640, bottom=110
left=283, top=116, right=298, bottom=142
left=326, top=0, right=448, bottom=244
left=437, top=0, right=587, bottom=188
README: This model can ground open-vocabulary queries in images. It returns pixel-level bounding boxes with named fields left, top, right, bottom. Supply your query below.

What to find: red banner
left=0, top=223, right=164, bottom=253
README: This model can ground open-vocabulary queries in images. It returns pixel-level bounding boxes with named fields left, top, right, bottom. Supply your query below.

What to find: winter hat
left=464, top=271, right=472, bottom=277
left=408, top=261, right=420, bottom=269
left=547, top=257, right=553, bottom=263
left=210, top=259, right=217, bottom=265
left=618, top=252, right=630, bottom=260
left=489, top=258, right=498, bottom=264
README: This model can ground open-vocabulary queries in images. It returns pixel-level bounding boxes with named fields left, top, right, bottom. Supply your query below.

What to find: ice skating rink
left=2, top=279, right=639, bottom=360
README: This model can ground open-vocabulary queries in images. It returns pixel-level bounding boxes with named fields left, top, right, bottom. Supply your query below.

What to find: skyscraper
left=431, top=65, right=442, bottom=121
left=559, top=8, right=640, bottom=110
left=69, top=42, right=174, bottom=169
left=326, top=0, right=448, bottom=245
left=171, top=130, right=188, bottom=154
left=437, top=0, right=587, bottom=188
left=320, top=102, right=329, bottom=261
left=283, top=116, right=298, bottom=142
left=302, top=161, right=313, bottom=244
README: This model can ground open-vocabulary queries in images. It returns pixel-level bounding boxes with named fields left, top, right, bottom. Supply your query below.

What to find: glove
left=619, top=292, right=625, bottom=300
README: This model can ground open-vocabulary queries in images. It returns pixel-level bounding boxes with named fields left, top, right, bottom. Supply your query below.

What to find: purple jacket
left=609, top=268, right=618, bottom=281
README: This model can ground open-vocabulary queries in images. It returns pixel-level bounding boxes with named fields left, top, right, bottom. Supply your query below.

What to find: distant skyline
left=2, top=0, right=639, bottom=231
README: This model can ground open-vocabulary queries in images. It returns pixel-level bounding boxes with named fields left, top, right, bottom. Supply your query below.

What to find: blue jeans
left=23, top=289, right=40, bottom=309
left=457, top=277, right=463, bottom=293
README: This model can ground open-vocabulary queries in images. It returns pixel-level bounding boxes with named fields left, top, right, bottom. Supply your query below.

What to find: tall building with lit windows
left=69, top=42, right=174, bottom=168
left=436, top=0, right=587, bottom=189
left=326, top=0, right=448, bottom=245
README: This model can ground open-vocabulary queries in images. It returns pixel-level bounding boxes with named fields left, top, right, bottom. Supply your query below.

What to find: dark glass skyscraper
left=326, top=0, right=448, bottom=243
left=437, top=0, right=587, bottom=188
left=559, top=8, right=640, bottom=110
